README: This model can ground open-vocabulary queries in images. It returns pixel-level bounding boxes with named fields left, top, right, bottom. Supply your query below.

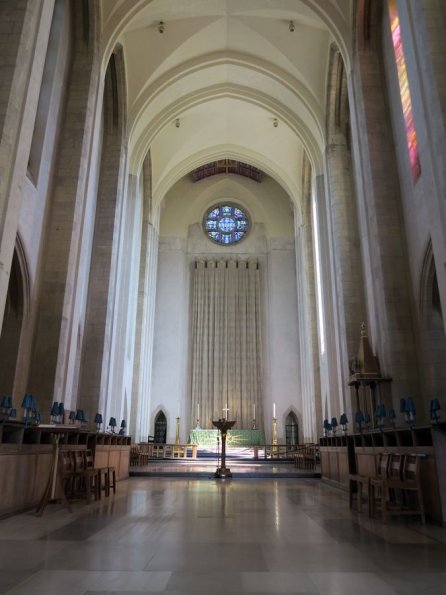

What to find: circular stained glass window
left=203, top=203, right=250, bottom=245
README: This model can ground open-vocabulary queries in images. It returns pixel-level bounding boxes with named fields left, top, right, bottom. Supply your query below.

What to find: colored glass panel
left=388, top=0, right=421, bottom=182
left=203, top=203, right=249, bottom=245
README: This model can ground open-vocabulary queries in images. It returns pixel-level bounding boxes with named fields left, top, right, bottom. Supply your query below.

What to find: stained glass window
left=203, top=203, right=250, bottom=245
left=388, top=0, right=421, bottom=182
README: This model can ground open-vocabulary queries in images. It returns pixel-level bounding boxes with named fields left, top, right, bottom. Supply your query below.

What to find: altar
left=188, top=428, right=265, bottom=447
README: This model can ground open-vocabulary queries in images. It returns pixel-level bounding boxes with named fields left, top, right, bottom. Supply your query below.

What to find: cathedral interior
left=1, top=1, right=446, bottom=593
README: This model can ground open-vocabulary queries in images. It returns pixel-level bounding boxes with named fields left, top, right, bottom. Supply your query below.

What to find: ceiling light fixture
left=289, top=20, right=295, bottom=32
left=158, top=21, right=165, bottom=34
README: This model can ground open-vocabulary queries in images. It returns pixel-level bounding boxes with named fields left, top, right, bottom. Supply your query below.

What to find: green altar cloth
left=188, top=428, right=265, bottom=447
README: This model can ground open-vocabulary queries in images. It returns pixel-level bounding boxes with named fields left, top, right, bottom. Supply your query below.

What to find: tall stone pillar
left=131, top=153, right=160, bottom=442
left=77, top=52, right=128, bottom=422
left=313, top=174, right=344, bottom=422
left=325, top=46, right=366, bottom=422
left=27, top=2, right=102, bottom=412
left=406, top=0, right=446, bottom=326
left=295, top=156, right=321, bottom=442
left=0, top=0, right=54, bottom=330
left=349, top=1, right=419, bottom=402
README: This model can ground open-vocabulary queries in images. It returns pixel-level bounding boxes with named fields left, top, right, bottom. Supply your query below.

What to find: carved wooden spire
left=356, top=322, right=381, bottom=377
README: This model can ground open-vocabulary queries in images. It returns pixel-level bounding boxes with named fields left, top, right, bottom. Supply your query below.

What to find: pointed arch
left=284, top=408, right=299, bottom=446
left=0, top=236, right=29, bottom=397
left=419, top=239, right=446, bottom=399
left=154, top=409, right=167, bottom=443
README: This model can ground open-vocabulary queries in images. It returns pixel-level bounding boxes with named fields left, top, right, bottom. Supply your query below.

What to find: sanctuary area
left=0, top=0, right=446, bottom=525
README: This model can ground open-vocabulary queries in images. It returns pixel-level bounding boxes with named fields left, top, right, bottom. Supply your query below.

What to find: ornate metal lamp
left=355, top=410, right=365, bottom=433
left=212, top=418, right=236, bottom=478
left=94, top=413, right=103, bottom=432
left=58, top=402, right=64, bottom=424
left=323, top=419, right=332, bottom=437
left=0, top=395, right=12, bottom=419
left=375, top=403, right=386, bottom=432
left=50, top=401, right=59, bottom=424
left=430, top=399, right=441, bottom=425
left=339, top=413, right=348, bottom=434
left=388, top=407, right=396, bottom=428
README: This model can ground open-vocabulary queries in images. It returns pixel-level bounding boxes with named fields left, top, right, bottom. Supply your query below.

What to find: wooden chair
left=102, top=465, right=116, bottom=497
left=369, top=452, right=390, bottom=518
left=294, top=444, right=317, bottom=471
left=383, top=454, right=426, bottom=524
left=349, top=452, right=374, bottom=514
left=84, top=449, right=115, bottom=498
left=73, top=449, right=101, bottom=503
left=59, top=450, right=80, bottom=499
left=84, top=449, right=103, bottom=501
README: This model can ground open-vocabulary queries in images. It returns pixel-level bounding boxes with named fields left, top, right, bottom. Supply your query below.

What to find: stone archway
left=154, top=411, right=167, bottom=443
left=0, top=249, right=26, bottom=397
left=285, top=411, right=299, bottom=446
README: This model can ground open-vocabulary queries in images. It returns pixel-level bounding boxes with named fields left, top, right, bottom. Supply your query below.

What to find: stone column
left=405, top=0, right=446, bottom=327
left=131, top=152, right=160, bottom=442
left=77, top=52, right=128, bottom=422
left=325, top=46, right=366, bottom=423
left=295, top=156, right=322, bottom=442
left=103, top=172, right=137, bottom=428
left=349, top=1, right=420, bottom=401
left=0, top=0, right=54, bottom=330
left=313, top=174, right=344, bottom=423
left=26, top=2, right=102, bottom=412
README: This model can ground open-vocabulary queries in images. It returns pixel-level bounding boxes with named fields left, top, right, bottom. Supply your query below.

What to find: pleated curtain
left=190, top=258, right=262, bottom=429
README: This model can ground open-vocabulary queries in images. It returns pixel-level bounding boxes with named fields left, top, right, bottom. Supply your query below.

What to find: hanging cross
left=222, top=406, right=230, bottom=420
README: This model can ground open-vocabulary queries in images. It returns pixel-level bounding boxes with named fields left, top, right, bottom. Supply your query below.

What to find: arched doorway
left=154, top=411, right=167, bottom=443
left=0, top=249, right=25, bottom=397
left=285, top=412, right=299, bottom=446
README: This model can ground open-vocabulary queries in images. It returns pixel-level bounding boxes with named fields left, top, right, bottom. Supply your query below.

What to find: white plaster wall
left=265, top=238, right=300, bottom=442
left=151, top=172, right=301, bottom=443
left=151, top=237, right=189, bottom=442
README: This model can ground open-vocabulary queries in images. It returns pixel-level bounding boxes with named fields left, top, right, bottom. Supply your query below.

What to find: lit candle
left=273, top=402, right=276, bottom=418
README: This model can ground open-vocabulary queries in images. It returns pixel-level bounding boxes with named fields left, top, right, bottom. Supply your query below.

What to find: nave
left=1, top=477, right=445, bottom=595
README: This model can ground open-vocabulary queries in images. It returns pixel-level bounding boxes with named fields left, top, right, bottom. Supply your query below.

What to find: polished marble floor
left=0, top=477, right=446, bottom=595
left=130, top=459, right=321, bottom=478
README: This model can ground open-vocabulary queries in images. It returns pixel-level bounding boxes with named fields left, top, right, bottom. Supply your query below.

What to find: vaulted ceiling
left=99, top=0, right=353, bottom=207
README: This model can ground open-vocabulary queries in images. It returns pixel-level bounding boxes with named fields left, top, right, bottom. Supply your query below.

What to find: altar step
left=197, top=446, right=266, bottom=460
left=130, top=456, right=321, bottom=479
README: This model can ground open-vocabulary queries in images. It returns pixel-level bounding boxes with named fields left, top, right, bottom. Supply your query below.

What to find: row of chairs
left=294, top=444, right=318, bottom=470
left=59, top=449, right=116, bottom=503
left=130, top=445, right=149, bottom=467
left=349, top=452, right=426, bottom=523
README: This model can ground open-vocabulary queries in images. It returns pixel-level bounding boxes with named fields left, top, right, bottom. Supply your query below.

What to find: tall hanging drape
left=190, top=258, right=262, bottom=429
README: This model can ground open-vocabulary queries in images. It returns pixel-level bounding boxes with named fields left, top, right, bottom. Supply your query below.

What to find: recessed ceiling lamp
left=289, top=20, right=295, bottom=32
left=158, top=21, right=165, bottom=34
